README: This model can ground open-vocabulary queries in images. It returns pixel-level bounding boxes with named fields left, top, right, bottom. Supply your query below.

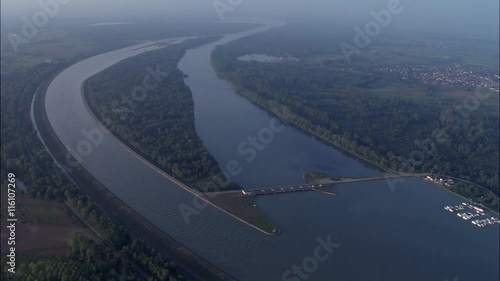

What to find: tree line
left=211, top=39, right=499, bottom=210
left=85, top=36, right=239, bottom=192
left=1, top=47, right=189, bottom=281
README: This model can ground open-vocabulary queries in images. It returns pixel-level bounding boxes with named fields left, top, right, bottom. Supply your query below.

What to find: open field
left=303, top=171, right=334, bottom=184
left=370, top=84, right=500, bottom=116
left=0, top=187, right=94, bottom=256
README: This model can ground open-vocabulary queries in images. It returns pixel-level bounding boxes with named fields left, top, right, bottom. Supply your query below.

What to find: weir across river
left=208, top=173, right=429, bottom=197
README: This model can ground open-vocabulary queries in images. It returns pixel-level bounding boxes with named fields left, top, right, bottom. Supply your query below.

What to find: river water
left=44, top=21, right=499, bottom=281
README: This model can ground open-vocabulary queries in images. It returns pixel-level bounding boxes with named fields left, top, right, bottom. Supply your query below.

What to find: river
left=43, top=20, right=499, bottom=281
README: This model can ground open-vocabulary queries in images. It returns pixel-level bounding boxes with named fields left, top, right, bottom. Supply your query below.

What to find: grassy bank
left=204, top=192, right=279, bottom=235
left=211, top=61, right=394, bottom=175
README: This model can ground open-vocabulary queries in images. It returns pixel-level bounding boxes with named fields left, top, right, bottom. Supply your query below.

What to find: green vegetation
left=1, top=57, right=186, bottom=281
left=2, top=22, right=257, bottom=280
left=84, top=39, right=281, bottom=233
left=204, top=192, right=279, bottom=235
left=17, top=204, right=66, bottom=226
left=304, top=172, right=332, bottom=182
left=7, top=233, right=184, bottom=281
left=211, top=25, right=499, bottom=210
left=84, top=36, right=239, bottom=192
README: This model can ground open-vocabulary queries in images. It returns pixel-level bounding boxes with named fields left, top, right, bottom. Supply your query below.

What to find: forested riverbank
left=210, top=27, right=499, bottom=210
left=84, top=37, right=241, bottom=192
left=1, top=58, right=197, bottom=281
left=1, top=21, right=256, bottom=280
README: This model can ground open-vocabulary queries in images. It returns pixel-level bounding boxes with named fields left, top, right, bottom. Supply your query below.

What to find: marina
left=444, top=203, right=500, bottom=228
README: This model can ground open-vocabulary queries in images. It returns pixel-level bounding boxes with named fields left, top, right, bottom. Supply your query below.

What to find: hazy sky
left=1, top=0, right=498, bottom=38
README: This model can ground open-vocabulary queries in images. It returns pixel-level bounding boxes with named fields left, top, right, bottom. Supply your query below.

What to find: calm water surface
left=43, top=21, right=499, bottom=281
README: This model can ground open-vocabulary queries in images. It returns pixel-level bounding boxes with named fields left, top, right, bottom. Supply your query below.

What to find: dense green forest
left=85, top=37, right=239, bottom=192
left=211, top=28, right=499, bottom=210
left=8, top=228, right=183, bottom=281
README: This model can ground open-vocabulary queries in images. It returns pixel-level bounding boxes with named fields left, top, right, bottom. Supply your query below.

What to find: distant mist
left=1, top=0, right=498, bottom=40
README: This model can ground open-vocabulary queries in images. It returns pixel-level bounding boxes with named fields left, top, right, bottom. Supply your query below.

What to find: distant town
left=378, top=64, right=500, bottom=92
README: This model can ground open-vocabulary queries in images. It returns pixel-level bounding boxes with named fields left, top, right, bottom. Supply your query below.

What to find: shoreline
left=210, top=61, right=500, bottom=214
left=81, top=55, right=280, bottom=236
left=210, top=62, right=393, bottom=175
left=33, top=56, right=238, bottom=281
